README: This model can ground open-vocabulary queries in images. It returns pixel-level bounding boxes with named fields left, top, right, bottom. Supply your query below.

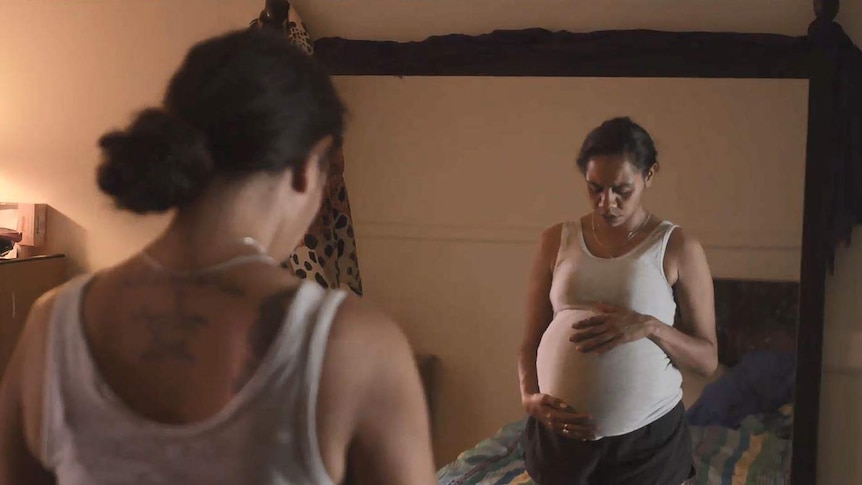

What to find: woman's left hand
left=570, top=304, right=655, bottom=354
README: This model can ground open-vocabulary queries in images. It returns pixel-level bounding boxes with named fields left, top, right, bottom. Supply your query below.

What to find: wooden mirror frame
left=311, top=1, right=862, bottom=482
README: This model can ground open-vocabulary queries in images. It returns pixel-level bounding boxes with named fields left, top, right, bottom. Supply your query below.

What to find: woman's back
left=44, top=265, right=342, bottom=484
left=8, top=253, right=435, bottom=485
left=79, top=261, right=305, bottom=427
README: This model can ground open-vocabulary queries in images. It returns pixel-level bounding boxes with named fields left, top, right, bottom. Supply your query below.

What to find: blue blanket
left=687, top=350, right=795, bottom=430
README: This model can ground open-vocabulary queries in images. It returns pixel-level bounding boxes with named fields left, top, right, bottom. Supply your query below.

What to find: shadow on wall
left=44, top=206, right=88, bottom=277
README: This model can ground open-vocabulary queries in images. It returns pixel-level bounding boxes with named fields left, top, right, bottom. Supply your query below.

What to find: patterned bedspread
left=437, top=406, right=793, bottom=485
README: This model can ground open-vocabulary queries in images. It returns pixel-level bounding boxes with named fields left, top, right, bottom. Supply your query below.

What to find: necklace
left=591, top=211, right=652, bottom=258
left=139, top=237, right=279, bottom=277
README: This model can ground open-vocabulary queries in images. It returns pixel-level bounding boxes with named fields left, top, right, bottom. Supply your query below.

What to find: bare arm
left=649, top=229, right=718, bottom=376
left=317, top=297, right=435, bottom=485
left=518, top=225, right=560, bottom=403
left=0, top=293, right=57, bottom=485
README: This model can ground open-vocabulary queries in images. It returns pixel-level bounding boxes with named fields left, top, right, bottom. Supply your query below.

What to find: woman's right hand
left=522, top=393, right=597, bottom=441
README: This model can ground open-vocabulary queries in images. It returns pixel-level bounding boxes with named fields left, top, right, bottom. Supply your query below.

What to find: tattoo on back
left=232, top=288, right=298, bottom=393
left=139, top=287, right=208, bottom=362
left=124, top=273, right=245, bottom=296
left=127, top=273, right=246, bottom=363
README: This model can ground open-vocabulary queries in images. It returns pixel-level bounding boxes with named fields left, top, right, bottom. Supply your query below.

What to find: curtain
left=251, top=2, right=363, bottom=296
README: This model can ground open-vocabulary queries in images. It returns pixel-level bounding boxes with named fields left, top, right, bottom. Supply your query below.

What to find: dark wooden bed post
left=814, top=0, right=839, bottom=22
left=257, top=0, right=291, bottom=30
left=793, top=0, right=840, bottom=482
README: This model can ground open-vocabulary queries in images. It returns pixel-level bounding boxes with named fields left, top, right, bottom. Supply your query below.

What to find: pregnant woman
left=517, top=117, right=718, bottom=485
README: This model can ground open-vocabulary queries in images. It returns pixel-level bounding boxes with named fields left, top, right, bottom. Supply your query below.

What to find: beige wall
left=336, top=76, right=807, bottom=463
left=0, top=0, right=263, bottom=271
left=291, top=0, right=815, bottom=40
left=0, top=0, right=860, bottom=483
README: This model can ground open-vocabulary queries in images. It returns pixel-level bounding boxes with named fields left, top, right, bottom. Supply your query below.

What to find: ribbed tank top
left=38, top=274, right=346, bottom=485
left=536, top=219, right=683, bottom=438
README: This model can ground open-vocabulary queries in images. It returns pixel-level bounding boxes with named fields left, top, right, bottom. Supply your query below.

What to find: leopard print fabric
left=250, top=1, right=314, bottom=54
left=251, top=2, right=363, bottom=296
left=287, top=18, right=313, bottom=55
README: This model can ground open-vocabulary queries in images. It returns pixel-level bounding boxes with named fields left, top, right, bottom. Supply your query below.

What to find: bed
left=437, top=279, right=799, bottom=485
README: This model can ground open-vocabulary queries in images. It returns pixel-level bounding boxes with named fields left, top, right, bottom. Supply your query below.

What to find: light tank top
left=536, top=219, right=683, bottom=438
left=38, top=274, right=346, bottom=485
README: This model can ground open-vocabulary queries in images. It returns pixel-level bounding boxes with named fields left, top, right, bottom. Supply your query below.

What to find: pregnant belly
left=536, top=309, right=682, bottom=437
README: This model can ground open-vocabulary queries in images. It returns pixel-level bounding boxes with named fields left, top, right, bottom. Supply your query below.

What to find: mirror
left=334, top=75, right=807, bottom=483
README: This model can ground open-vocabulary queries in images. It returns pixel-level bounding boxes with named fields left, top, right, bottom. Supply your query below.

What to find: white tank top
left=38, top=274, right=346, bottom=485
left=536, top=220, right=683, bottom=438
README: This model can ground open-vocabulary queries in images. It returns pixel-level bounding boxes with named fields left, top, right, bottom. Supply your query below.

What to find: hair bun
left=97, top=108, right=214, bottom=214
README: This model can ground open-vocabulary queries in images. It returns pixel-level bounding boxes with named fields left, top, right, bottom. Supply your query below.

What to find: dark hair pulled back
left=97, top=29, right=345, bottom=214
left=575, top=117, right=658, bottom=175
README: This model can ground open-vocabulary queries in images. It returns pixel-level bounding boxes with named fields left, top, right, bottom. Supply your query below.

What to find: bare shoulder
left=24, top=286, right=62, bottom=328
left=538, top=223, right=565, bottom=260
left=320, top=294, right=416, bottom=403
left=328, top=295, right=410, bottom=353
left=665, top=226, right=711, bottom=285
left=11, top=284, right=63, bottom=377
left=315, top=294, right=422, bottom=478
left=20, top=284, right=65, bottom=386
left=540, top=223, right=564, bottom=246
left=319, top=293, right=435, bottom=484
left=667, top=226, right=707, bottom=262
left=1, top=283, right=64, bottom=464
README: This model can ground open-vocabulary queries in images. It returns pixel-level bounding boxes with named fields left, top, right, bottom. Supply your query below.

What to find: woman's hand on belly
left=522, top=392, right=597, bottom=441
left=570, top=304, right=657, bottom=355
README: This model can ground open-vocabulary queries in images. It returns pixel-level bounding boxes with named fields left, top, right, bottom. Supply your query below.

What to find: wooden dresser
left=0, top=255, right=66, bottom=378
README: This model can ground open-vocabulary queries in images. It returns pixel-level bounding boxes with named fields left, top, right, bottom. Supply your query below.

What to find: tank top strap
left=553, top=221, right=580, bottom=271
left=270, top=282, right=346, bottom=366
left=269, top=282, right=347, bottom=485
left=41, top=273, right=96, bottom=467
left=638, top=220, right=679, bottom=270
left=557, top=221, right=568, bottom=246
left=658, top=221, right=679, bottom=248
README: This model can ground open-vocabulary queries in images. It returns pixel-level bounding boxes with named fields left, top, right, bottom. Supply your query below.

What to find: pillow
left=680, top=363, right=727, bottom=410
left=686, top=349, right=796, bottom=428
